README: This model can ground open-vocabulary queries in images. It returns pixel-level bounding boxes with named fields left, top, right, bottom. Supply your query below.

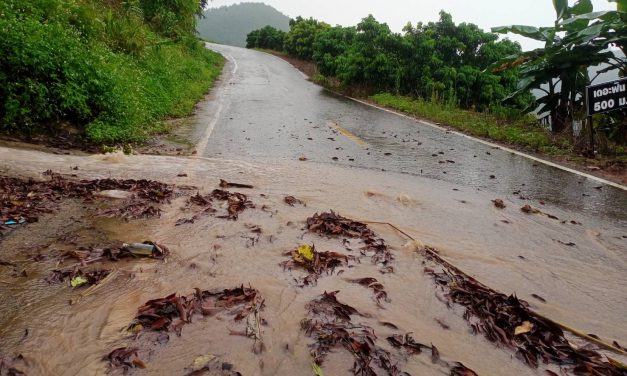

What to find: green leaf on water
left=312, top=363, right=324, bottom=376
left=192, top=354, right=216, bottom=369
left=70, top=276, right=89, bottom=287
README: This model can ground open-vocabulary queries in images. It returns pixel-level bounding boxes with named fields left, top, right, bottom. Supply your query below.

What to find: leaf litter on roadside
left=0, top=174, right=173, bottom=231
left=300, top=290, right=400, bottom=375
left=301, top=291, right=480, bottom=376
left=107, top=286, right=265, bottom=371
left=420, top=246, right=626, bottom=375
left=177, top=189, right=254, bottom=224
left=306, top=211, right=394, bottom=269
left=104, top=347, right=145, bottom=373
left=281, top=244, right=354, bottom=285
left=46, top=267, right=110, bottom=288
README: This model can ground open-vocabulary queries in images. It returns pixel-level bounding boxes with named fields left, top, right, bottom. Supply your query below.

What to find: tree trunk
left=550, top=104, right=571, bottom=134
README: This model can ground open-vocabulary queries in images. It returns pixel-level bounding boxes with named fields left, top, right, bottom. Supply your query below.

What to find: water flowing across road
left=0, top=44, right=625, bottom=375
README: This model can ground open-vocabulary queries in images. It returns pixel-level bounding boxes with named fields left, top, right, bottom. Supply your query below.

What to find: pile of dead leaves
left=107, top=286, right=264, bottom=371
left=129, top=286, right=263, bottom=335
left=301, top=291, right=476, bottom=376
left=306, top=211, right=393, bottom=269
left=421, top=246, right=626, bottom=375
left=210, top=189, right=255, bottom=220
left=177, top=189, right=254, bottom=224
left=0, top=174, right=173, bottom=231
left=300, top=291, right=402, bottom=375
left=46, top=267, right=111, bottom=288
left=281, top=244, right=354, bottom=285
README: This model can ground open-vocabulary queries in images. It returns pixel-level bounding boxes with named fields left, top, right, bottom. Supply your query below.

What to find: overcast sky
left=206, top=0, right=616, bottom=50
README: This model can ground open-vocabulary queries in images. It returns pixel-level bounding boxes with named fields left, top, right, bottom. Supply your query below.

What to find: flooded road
left=204, top=44, right=627, bottom=223
left=0, top=44, right=626, bottom=376
left=0, top=147, right=626, bottom=375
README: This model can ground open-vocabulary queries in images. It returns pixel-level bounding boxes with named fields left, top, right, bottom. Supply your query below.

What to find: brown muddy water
left=0, top=147, right=626, bottom=375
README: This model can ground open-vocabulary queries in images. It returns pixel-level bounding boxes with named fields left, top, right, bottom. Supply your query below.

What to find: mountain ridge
left=197, top=2, right=290, bottom=47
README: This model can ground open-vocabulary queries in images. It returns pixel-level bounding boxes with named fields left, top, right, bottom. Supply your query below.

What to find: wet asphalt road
left=204, top=44, right=627, bottom=223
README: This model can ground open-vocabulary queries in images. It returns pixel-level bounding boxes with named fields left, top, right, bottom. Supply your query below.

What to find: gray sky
left=206, top=0, right=616, bottom=50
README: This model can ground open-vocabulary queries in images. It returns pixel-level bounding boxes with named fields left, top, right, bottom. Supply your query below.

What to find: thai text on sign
left=586, top=78, right=627, bottom=115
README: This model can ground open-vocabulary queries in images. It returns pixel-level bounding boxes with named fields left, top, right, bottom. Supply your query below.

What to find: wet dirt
left=1, top=147, right=625, bottom=375
left=135, top=118, right=199, bottom=157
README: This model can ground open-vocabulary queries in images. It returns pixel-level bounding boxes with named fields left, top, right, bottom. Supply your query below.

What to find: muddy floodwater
left=0, top=147, right=625, bottom=375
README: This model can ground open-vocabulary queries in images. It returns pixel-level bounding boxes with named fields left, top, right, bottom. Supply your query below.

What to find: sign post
left=585, top=78, right=627, bottom=155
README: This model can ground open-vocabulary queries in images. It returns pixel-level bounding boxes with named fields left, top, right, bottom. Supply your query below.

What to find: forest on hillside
left=197, top=2, right=290, bottom=47
left=248, top=13, right=531, bottom=112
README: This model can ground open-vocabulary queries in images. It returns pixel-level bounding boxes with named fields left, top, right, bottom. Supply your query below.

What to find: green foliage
left=248, top=12, right=532, bottom=111
left=137, top=0, right=205, bottom=38
left=312, top=26, right=356, bottom=76
left=492, top=0, right=626, bottom=135
left=284, top=17, right=330, bottom=60
left=197, top=3, right=290, bottom=48
left=0, top=0, right=223, bottom=143
left=246, top=26, right=286, bottom=50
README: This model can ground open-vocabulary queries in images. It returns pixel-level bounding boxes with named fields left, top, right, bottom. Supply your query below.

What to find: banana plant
left=490, top=0, right=625, bottom=134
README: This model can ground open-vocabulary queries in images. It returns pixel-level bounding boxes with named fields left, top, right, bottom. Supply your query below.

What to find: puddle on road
left=0, top=147, right=626, bottom=375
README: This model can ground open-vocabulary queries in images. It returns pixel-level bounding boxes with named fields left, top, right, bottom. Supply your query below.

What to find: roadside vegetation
left=0, top=0, right=223, bottom=144
left=370, top=94, right=563, bottom=153
left=246, top=1, right=626, bottom=163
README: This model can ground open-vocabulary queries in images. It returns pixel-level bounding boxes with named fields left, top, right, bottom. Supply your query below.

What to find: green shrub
left=0, top=0, right=223, bottom=143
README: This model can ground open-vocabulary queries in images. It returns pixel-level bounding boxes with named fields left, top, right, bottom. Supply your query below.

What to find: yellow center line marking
left=328, top=121, right=368, bottom=147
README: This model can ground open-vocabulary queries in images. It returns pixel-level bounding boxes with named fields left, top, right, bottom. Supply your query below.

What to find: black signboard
left=586, top=77, right=627, bottom=115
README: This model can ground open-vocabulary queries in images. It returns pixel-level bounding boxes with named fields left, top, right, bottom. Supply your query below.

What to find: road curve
left=203, top=44, right=627, bottom=223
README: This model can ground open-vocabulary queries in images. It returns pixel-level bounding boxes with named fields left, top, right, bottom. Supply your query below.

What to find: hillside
left=198, top=2, right=290, bottom=47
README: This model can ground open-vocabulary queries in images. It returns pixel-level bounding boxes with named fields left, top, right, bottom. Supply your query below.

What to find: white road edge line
left=226, top=53, right=238, bottom=76
left=346, top=96, right=627, bottom=191
left=195, top=101, right=223, bottom=155
left=195, top=46, right=234, bottom=154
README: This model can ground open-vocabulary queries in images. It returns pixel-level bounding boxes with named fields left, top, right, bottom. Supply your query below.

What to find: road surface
left=203, top=43, right=627, bottom=223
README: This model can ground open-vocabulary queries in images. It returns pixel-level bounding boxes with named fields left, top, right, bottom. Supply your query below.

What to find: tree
left=312, top=26, right=356, bottom=76
left=284, top=17, right=329, bottom=60
left=246, top=26, right=285, bottom=50
left=404, top=12, right=527, bottom=109
left=491, top=0, right=625, bottom=134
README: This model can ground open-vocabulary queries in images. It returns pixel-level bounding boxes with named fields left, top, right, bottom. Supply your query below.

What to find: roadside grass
left=0, top=0, right=224, bottom=145
left=370, top=93, right=570, bottom=155
left=85, top=44, right=224, bottom=143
